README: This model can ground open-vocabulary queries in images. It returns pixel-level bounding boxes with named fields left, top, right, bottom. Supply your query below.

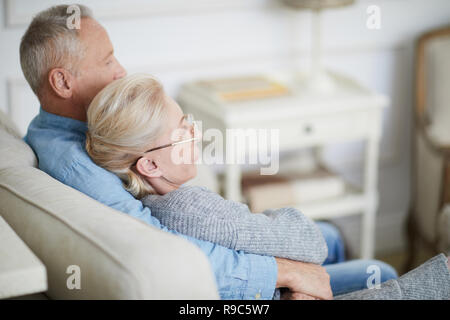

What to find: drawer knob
left=303, top=124, right=313, bottom=134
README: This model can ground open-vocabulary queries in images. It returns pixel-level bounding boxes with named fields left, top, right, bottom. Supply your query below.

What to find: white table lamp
left=281, top=0, right=356, bottom=93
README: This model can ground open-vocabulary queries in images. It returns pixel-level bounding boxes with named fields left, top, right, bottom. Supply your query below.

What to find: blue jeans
left=316, top=222, right=398, bottom=296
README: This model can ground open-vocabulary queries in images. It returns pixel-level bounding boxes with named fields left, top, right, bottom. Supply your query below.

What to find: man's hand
left=275, top=257, right=333, bottom=300
left=280, top=291, right=318, bottom=300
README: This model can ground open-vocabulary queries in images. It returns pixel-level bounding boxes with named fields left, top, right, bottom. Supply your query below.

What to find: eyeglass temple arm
left=144, top=137, right=200, bottom=153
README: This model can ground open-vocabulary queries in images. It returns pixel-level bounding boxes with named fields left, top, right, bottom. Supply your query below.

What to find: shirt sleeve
left=177, top=234, right=278, bottom=300
left=64, top=161, right=278, bottom=300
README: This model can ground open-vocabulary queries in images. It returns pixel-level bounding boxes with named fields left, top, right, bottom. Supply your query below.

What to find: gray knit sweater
left=335, top=253, right=450, bottom=300
left=142, top=185, right=328, bottom=264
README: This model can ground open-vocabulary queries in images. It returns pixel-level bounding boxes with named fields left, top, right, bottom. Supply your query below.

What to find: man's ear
left=135, top=157, right=163, bottom=179
left=48, top=68, right=74, bottom=99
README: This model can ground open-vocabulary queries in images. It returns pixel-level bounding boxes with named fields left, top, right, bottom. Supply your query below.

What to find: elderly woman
left=85, top=73, right=450, bottom=299
left=85, top=73, right=329, bottom=264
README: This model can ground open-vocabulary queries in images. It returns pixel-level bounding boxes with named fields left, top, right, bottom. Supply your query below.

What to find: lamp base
left=294, top=70, right=337, bottom=94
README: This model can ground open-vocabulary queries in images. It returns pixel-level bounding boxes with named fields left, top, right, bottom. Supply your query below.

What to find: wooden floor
left=375, top=243, right=440, bottom=276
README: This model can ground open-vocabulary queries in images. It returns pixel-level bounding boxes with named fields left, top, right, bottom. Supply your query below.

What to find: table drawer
left=275, top=112, right=371, bottom=148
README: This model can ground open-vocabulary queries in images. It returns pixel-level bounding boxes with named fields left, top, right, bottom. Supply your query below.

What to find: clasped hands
left=275, top=258, right=333, bottom=300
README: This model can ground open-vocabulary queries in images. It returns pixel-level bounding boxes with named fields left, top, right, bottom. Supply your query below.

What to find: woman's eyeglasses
left=133, top=114, right=199, bottom=166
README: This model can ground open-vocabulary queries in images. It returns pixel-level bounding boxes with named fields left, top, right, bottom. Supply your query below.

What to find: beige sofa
left=0, top=109, right=219, bottom=299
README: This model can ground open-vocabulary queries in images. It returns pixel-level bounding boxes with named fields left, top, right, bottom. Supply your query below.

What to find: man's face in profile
left=74, top=17, right=127, bottom=111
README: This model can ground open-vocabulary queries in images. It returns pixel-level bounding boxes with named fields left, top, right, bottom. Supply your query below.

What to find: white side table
left=0, top=216, right=47, bottom=299
left=178, top=72, right=389, bottom=259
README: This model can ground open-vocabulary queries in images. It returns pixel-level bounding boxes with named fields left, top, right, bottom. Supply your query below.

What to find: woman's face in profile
left=147, top=95, right=200, bottom=185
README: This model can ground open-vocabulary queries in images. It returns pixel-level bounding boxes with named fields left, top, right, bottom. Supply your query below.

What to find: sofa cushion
left=0, top=166, right=218, bottom=299
left=0, top=110, right=37, bottom=170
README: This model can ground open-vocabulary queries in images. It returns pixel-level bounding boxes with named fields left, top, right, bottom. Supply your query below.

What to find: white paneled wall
left=1, top=0, right=449, bottom=255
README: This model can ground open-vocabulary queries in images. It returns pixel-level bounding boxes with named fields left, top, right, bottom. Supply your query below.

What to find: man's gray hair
left=20, top=4, right=93, bottom=96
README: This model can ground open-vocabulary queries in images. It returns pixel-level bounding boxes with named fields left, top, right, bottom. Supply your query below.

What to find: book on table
left=192, top=75, right=290, bottom=102
left=241, top=166, right=346, bottom=213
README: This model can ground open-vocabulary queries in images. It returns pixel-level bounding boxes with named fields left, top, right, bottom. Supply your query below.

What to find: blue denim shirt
left=25, top=108, right=277, bottom=300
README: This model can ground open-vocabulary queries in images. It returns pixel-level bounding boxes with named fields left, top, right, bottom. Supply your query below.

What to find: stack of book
left=241, top=166, right=346, bottom=213
left=193, top=75, right=290, bottom=102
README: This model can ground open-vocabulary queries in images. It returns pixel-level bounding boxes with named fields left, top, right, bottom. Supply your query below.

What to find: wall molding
left=4, top=0, right=277, bottom=28
left=7, top=78, right=39, bottom=136
left=128, top=44, right=408, bottom=74
left=3, top=0, right=410, bottom=28
left=8, top=40, right=406, bottom=162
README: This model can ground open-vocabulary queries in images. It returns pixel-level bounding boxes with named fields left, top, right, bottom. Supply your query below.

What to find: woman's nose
left=192, top=122, right=202, bottom=140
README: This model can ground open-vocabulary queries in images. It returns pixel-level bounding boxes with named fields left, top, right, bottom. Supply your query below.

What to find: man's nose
left=114, top=63, right=127, bottom=80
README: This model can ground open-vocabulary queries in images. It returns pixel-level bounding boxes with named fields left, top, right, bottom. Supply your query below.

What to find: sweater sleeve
left=335, top=254, right=450, bottom=300
left=142, top=186, right=328, bottom=264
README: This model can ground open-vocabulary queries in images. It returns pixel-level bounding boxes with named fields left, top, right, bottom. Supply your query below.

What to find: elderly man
left=21, top=4, right=397, bottom=300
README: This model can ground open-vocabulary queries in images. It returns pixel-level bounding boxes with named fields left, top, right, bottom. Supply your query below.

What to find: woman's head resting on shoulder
left=86, top=73, right=200, bottom=198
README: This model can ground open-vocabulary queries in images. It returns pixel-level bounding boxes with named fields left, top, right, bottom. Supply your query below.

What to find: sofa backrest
left=0, top=110, right=37, bottom=170
left=0, top=110, right=218, bottom=299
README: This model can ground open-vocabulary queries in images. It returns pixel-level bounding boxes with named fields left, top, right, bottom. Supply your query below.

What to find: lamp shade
left=281, top=0, right=355, bottom=10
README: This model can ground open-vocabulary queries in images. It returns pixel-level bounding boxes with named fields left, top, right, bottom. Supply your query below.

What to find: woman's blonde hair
left=86, top=73, right=168, bottom=199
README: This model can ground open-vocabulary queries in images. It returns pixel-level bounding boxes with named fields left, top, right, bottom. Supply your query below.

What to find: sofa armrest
left=0, top=167, right=218, bottom=299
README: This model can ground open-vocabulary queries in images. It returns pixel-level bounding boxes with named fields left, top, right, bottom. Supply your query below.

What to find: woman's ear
left=48, top=68, right=73, bottom=99
left=135, top=157, right=163, bottom=179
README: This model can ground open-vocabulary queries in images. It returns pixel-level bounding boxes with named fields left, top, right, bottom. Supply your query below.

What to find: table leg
left=360, top=114, right=381, bottom=259
left=361, top=203, right=376, bottom=259
left=225, top=164, right=242, bottom=202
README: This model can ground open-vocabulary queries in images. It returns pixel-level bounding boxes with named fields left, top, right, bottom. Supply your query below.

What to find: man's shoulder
left=23, top=111, right=161, bottom=226
left=61, top=140, right=110, bottom=178
left=26, top=121, right=121, bottom=189
left=47, top=135, right=120, bottom=186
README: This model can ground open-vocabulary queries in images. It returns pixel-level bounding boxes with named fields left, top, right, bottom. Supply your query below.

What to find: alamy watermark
left=366, top=5, right=381, bottom=30
left=366, top=264, right=381, bottom=289
left=170, top=120, right=280, bottom=175
left=66, top=264, right=81, bottom=290
left=66, top=4, right=81, bottom=30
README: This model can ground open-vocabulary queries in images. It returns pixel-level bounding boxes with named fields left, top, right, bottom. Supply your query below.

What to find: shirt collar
left=38, top=107, right=88, bottom=134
